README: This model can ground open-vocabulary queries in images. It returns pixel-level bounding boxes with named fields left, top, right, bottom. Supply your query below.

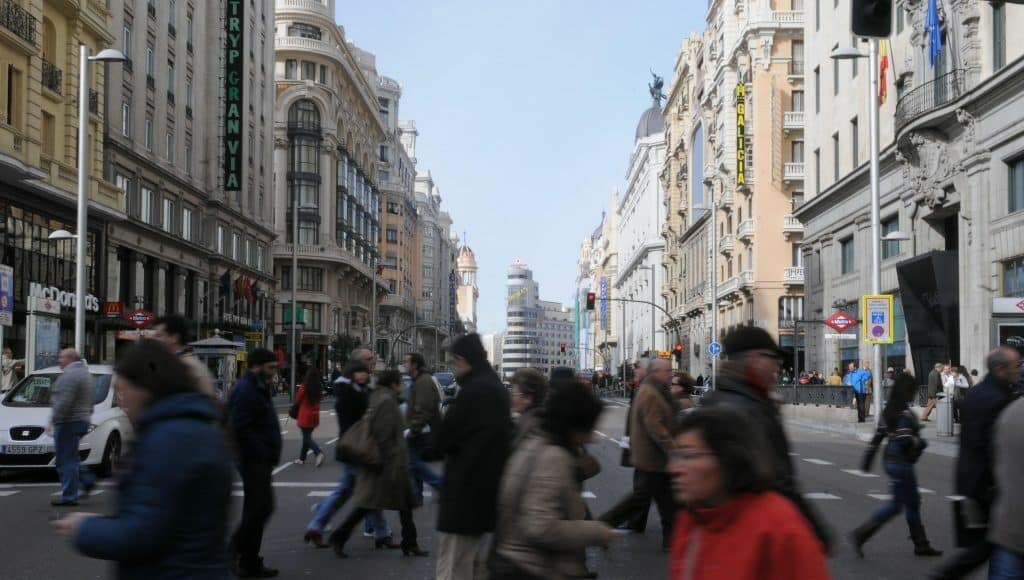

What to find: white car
left=0, top=364, right=133, bottom=476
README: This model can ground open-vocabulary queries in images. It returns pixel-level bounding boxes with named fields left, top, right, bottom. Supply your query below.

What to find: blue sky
left=338, top=0, right=704, bottom=335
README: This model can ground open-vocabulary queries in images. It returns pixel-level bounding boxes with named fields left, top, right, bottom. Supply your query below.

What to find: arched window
left=288, top=99, right=320, bottom=132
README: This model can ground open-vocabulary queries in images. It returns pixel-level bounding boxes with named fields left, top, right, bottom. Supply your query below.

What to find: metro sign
left=824, top=312, right=857, bottom=333
left=124, top=309, right=155, bottom=329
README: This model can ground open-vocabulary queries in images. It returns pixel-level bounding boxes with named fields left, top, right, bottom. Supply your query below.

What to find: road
left=0, top=399, right=985, bottom=579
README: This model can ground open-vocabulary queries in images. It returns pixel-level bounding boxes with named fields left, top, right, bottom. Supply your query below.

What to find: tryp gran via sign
left=735, top=83, right=746, bottom=186
left=223, top=0, right=245, bottom=191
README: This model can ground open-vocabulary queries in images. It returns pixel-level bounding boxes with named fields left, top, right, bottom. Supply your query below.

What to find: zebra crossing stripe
left=803, top=492, right=841, bottom=500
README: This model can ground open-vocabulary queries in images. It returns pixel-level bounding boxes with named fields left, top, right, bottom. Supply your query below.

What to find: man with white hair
left=50, top=348, right=96, bottom=506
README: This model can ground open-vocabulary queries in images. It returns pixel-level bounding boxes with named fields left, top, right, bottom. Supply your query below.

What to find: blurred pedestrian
left=851, top=372, right=942, bottom=557
left=828, top=368, right=843, bottom=386
left=932, top=347, right=1022, bottom=580
left=227, top=348, right=282, bottom=578
left=435, top=333, right=513, bottom=580
left=510, top=367, right=548, bottom=448
left=669, top=371, right=696, bottom=416
left=490, top=383, right=616, bottom=579
left=54, top=339, right=233, bottom=579
left=615, top=358, right=651, bottom=533
left=988, top=396, right=1024, bottom=579
left=50, top=348, right=96, bottom=506
left=702, top=326, right=833, bottom=553
left=1, top=345, right=24, bottom=392
left=922, top=362, right=944, bottom=421
left=329, top=370, right=428, bottom=558
left=403, top=352, right=443, bottom=503
left=667, top=407, right=830, bottom=580
left=599, top=358, right=678, bottom=550
left=153, top=314, right=216, bottom=399
left=295, top=368, right=325, bottom=467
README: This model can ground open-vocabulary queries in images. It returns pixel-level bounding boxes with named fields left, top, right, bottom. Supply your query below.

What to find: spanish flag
left=879, top=40, right=889, bottom=105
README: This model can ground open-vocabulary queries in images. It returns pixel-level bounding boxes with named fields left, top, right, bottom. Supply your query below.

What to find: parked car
left=0, top=364, right=132, bottom=476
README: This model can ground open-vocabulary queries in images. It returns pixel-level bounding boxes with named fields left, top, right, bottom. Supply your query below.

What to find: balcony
left=0, top=0, right=36, bottom=46
left=895, top=69, right=964, bottom=131
left=381, top=293, right=414, bottom=312
left=783, top=214, right=804, bottom=236
left=88, top=89, right=99, bottom=115
left=719, top=234, right=735, bottom=254
left=783, top=267, right=805, bottom=285
left=146, top=75, right=155, bottom=89
left=740, top=270, right=755, bottom=289
left=42, top=60, right=62, bottom=94
left=772, top=10, right=804, bottom=24
left=737, top=219, right=754, bottom=240
left=718, top=276, right=739, bottom=297
left=275, top=36, right=340, bottom=61
left=783, top=110, right=804, bottom=132
left=783, top=162, right=805, bottom=182
left=719, top=189, right=734, bottom=206
left=279, top=0, right=332, bottom=17
left=788, top=60, right=804, bottom=80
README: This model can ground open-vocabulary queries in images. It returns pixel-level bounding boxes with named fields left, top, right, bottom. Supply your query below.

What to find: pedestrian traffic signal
left=851, top=0, right=891, bottom=38
left=673, top=343, right=684, bottom=363
left=560, top=342, right=566, bottom=353
left=585, top=292, right=596, bottom=310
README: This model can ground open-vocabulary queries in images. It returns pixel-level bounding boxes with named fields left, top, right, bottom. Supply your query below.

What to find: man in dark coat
left=701, top=326, right=834, bottom=554
left=931, top=346, right=1021, bottom=580
left=434, top=333, right=512, bottom=580
left=227, top=348, right=282, bottom=578
left=404, top=352, right=443, bottom=502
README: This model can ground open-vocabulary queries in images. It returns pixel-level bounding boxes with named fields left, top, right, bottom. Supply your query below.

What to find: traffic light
left=585, top=292, right=596, bottom=310
left=560, top=342, right=566, bottom=354
left=851, top=0, right=891, bottom=38
left=673, top=343, right=684, bottom=363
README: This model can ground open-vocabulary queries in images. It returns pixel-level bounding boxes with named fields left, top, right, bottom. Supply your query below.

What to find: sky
left=338, top=0, right=705, bottom=335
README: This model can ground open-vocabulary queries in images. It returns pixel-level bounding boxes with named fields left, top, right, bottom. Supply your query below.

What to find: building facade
left=273, top=0, right=388, bottom=370
left=413, top=170, right=456, bottom=369
left=501, top=259, right=573, bottom=380
left=592, top=193, right=621, bottom=375
left=575, top=230, right=596, bottom=371
left=455, top=244, right=478, bottom=333
left=798, top=0, right=1024, bottom=377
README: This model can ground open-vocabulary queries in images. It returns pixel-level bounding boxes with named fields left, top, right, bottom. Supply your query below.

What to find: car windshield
left=434, top=372, right=455, bottom=387
left=2, top=373, right=111, bottom=408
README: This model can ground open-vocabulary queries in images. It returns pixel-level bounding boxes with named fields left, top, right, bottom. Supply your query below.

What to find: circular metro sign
left=125, top=309, right=155, bottom=329
left=824, top=312, right=856, bottom=333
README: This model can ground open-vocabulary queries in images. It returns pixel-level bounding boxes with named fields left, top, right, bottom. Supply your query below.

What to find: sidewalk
left=782, top=403, right=960, bottom=458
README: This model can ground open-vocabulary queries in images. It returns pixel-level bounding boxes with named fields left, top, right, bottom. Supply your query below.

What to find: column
left=133, top=255, right=146, bottom=309
left=155, top=263, right=168, bottom=316
left=175, top=270, right=188, bottom=313
left=105, top=246, right=120, bottom=301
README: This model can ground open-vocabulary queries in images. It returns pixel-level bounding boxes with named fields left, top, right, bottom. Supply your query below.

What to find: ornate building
left=455, top=244, right=478, bottom=333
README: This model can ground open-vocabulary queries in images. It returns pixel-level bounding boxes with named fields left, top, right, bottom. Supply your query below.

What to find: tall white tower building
left=456, top=245, right=479, bottom=333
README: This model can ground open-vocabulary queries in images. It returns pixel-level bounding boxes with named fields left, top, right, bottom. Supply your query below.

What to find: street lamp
left=72, top=46, right=125, bottom=355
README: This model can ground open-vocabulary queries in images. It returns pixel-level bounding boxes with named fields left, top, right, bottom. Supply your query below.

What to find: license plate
left=1, top=445, right=52, bottom=455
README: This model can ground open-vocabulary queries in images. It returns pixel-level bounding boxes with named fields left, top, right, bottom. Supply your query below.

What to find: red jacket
left=295, top=385, right=320, bottom=429
left=669, top=491, right=830, bottom=580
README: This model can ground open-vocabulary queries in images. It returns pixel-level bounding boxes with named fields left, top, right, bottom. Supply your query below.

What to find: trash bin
left=936, top=395, right=954, bottom=437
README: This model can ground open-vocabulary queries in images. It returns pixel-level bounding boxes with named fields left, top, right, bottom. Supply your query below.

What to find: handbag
left=288, top=388, right=302, bottom=420
left=335, top=408, right=381, bottom=467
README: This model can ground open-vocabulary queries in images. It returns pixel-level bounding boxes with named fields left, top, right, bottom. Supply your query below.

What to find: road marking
left=947, top=495, right=967, bottom=501
left=919, top=487, right=935, bottom=494
left=330, top=412, right=337, bottom=416
left=325, top=437, right=339, bottom=445
left=0, top=490, right=19, bottom=496
left=280, top=431, right=289, bottom=435
left=802, top=458, right=834, bottom=466
left=307, top=491, right=331, bottom=497
left=51, top=490, right=105, bottom=497
left=272, top=462, right=293, bottom=476
left=868, top=494, right=892, bottom=501
left=581, top=491, right=597, bottom=499
left=841, top=469, right=880, bottom=478
left=789, top=452, right=800, bottom=457
left=803, top=492, right=841, bottom=500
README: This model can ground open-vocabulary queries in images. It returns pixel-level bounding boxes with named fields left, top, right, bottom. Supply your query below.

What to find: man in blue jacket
left=845, top=362, right=871, bottom=423
left=228, top=348, right=282, bottom=578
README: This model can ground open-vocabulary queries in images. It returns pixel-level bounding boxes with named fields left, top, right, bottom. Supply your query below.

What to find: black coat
left=227, top=371, right=282, bottom=466
left=435, top=366, right=513, bottom=534
left=702, top=372, right=833, bottom=552
left=956, top=373, right=1016, bottom=507
left=334, top=378, right=370, bottom=438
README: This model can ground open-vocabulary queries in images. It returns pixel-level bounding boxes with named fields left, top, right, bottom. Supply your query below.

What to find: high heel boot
left=909, top=524, right=943, bottom=556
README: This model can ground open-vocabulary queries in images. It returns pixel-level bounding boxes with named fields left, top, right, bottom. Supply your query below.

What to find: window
left=1004, top=257, right=1024, bottom=297
left=6, top=65, right=23, bottom=129
left=851, top=117, right=859, bottom=167
left=162, top=198, right=174, bottom=232
left=832, top=44, right=839, bottom=95
left=217, top=225, right=225, bottom=254
left=386, top=228, right=398, bottom=243
left=287, top=23, right=321, bottom=39
left=282, top=267, right=324, bottom=291
left=851, top=37, right=859, bottom=77
left=121, top=101, right=131, bottom=136
left=146, top=45, right=154, bottom=75
left=257, top=245, right=265, bottom=271
left=122, top=25, right=131, bottom=51
left=185, top=144, right=192, bottom=175
left=379, top=145, right=389, bottom=162
left=378, top=170, right=389, bottom=184
left=840, top=237, right=855, bottom=274
left=186, top=80, right=192, bottom=108
left=832, top=133, right=840, bottom=182
left=166, top=132, right=175, bottom=162
left=993, top=2, right=1006, bottom=71
left=791, top=140, right=804, bottom=164
left=285, top=59, right=297, bottom=80
left=792, top=90, right=804, bottom=112
left=896, top=2, right=904, bottom=33
left=245, top=239, right=252, bottom=266
left=1009, top=157, right=1024, bottom=213
left=141, top=187, right=154, bottom=224
left=813, top=66, right=820, bottom=113
left=145, top=116, right=153, bottom=150
left=319, top=64, right=326, bottom=84
left=115, top=174, right=132, bottom=215
left=186, top=14, right=193, bottom=44
left=882, top=216, right=900, bottom=259
left=301, top=61, right=315, bottom=81
left=296, top=302, right=322, bottom=331
left=378, top=97, right=390, bottom=126
left=231, top=232, right=239, bottom=260
left=386, top=201, right=400, bottom=215
left=182, top=207, right=193, bottom=241
left=167, top=61, right=174, bottom=90
left=815, top=0, right=820, bottom=30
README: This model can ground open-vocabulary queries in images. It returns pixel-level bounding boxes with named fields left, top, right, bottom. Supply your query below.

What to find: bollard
left=936, top=396, right=954, bottom=437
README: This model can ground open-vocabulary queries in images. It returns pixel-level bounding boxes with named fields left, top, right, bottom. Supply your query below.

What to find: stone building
left=501, top=259, right=573, bottom=380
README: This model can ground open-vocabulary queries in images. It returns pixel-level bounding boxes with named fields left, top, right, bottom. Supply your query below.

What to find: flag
left=925, top=0, right=942, bottom=67
left=879, top=40, right=889, bottom=104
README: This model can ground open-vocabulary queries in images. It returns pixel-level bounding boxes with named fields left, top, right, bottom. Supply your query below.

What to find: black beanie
left=248, top=347, right=276, bottom=366
left=449, top=333, right=489, bottom=369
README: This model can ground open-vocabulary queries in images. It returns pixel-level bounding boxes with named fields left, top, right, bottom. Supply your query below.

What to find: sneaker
left=315, top=453, right=324, bottom=468
left=362, top=531, right=375, bottom=538
left=294, top=458, right=305, bottom=465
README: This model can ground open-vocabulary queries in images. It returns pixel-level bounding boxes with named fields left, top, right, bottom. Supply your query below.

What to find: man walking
left=988, top=394, right=1024, bottom=578
left=227, top=348, right=282, bottom=578
left=922, top=362, right=944, bottom=421
left=435, top=333, right=512, bottom=580
left=702, top=326, right=833, bottom=553
left=50, top=349, right=96, bottom=507
left=153, top=314, right=217, bottom=399
left=403, top=352, right=443, bottom=502
left=615, top=358, right=651, bottom=533
left=600, top=358, right=678, bottom=549
left=931, top=347, right=1021, bottom=580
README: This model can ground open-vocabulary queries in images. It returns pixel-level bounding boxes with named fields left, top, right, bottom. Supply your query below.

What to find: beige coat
left=628, top=380, right=676, bottom=473
left=496, top=434, right=610, bottom=579
left=351, top=387, right=416, bottom=511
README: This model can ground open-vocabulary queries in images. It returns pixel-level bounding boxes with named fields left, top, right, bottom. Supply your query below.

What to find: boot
left=328, top=528, right=351, bottom=558
left=910, top=524, right=943, bottom=556
left=849, top=519, right=884, bottom=558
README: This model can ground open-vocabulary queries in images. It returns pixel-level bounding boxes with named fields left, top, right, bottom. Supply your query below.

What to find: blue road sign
left=708, top=341, right=722, bottom=357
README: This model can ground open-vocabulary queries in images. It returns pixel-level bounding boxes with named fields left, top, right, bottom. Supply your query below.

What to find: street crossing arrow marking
left=0, top=490, right=19, bottom=496
left=581, top=491, right=597, bottom=499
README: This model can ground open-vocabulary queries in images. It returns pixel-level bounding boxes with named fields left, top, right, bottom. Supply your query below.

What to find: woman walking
left=667, top=407, right=830, bottom=579
left=296, top=368, right=325, bottom=467
left=329, top=370, right=428, bottom=558
left=669, top=372, right=696, bottom=416
left=53, top=339, right=233, bottom=579
left=510, top=367, right=548, bottom=448
left=491, top=381, right=616, bottom=580
left=850, top=372, right=942, bottom=558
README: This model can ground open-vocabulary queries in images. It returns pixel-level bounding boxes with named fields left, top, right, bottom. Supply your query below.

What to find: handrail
left=895, top=69, right=963, bottom=131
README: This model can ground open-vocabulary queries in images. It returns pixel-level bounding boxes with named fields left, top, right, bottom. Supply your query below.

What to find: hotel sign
left=223, top=0, right=245, bottom=191
left=736, top=84, right=746, bottom=186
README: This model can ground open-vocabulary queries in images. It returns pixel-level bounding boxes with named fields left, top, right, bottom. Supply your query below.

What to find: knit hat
left=248, top=347, right=276, bottom=366
left=449, top=333, right=489, bottom=369
left=722, top=326, right=786, bottom=359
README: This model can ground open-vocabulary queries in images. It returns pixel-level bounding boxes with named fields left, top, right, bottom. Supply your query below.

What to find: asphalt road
left=0, top=399, right=986, bottom=580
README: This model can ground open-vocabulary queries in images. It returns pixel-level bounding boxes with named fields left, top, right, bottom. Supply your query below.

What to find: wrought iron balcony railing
left=88, top=89, right=99, bottom=115
left=42, top=60, right=62, bottom=94
left=0, top=0, right=36, bottom=45
left=895, top=69, right=963, bottom=131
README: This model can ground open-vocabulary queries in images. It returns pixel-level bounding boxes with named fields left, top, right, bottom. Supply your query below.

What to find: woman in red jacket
left=667, top=408, right=830, bottom=580
left=296, top=368, right=324, bottom=467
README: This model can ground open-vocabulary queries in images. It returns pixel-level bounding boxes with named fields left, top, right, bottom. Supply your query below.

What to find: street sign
left=824, top=312, right=857, bottom=333
left=124, top=309, right=155, bottom=329
left=863, top=295, right=894, bottom=344
left=245, top=332, right=263, bottom=342
left=0, top=265, right=12, bottom=326
left=708, top=341, right=722, bottom=357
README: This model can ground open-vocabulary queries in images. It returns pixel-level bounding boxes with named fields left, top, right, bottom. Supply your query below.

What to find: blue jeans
left=408, top=439, right=443, bottom=502
left=870, top=461, right=921, bottom=527
left=54, top=421, right=94, bottom=502
left=307, top=463, right=390, bottom=537
left=990, top=547, right=1024, bottom=580
left=299, top=428, right=321, bottom=461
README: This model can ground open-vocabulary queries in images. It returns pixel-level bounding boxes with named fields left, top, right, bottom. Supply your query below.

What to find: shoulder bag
left=335, top=407, right=381, bottom=468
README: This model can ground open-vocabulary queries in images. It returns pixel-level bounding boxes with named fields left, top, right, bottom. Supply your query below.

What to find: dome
left=457, top=245, right=477, bottom=269
left=635, top=105, right=665, bottom=141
